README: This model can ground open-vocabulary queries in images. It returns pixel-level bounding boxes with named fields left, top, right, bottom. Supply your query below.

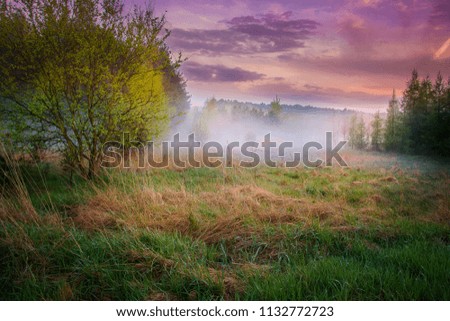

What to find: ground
left=0, top=151, right=449, bottom=300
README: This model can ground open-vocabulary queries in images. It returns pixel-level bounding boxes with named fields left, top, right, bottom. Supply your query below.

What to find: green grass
left=0, top=152, right=449, bottom=300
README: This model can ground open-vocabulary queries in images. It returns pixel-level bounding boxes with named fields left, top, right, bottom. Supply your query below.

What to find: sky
left=131, top=0, right=450, bottom=110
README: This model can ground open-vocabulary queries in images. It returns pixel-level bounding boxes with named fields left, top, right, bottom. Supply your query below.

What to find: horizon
left=188, top=97, right=386, bottom=114
left=127, top=0, right=450, bottom=110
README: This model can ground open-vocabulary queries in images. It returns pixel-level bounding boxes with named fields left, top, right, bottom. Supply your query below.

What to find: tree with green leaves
left=348, top=114, right=367, bottom=150
left=401, top=70, right=450, bottom=155
left=384, top=89, right=403, bottom=151
left=0, top=0, right=187, bottom=177
left=401, top=70, right=432, bottom=153
left=370, top=111, right=383, bottom=151
left=268, top=96, right=282, bottom=122
left=193, top=97, right=218, bottom=141
left=425, top=72, right=450, bottom=155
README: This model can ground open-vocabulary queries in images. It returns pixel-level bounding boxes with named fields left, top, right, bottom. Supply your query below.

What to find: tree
left=193, top=97, right=217, bottom=141
left=399, top=70, right=450, bottom=155
left=348, top=114, right=367, bottom=150
left=384, top=89, right=403, bottom=151
left=370, top=111, right=383, bottom=151
left=161, top=52, right=191, bottom=126
left=0, top=0, right=187, bottom=177
left=268, top=96, right=282, bottom=122
left=425, top=72, right=450, bottom=155
left=401, top=70, right=432, bottom=154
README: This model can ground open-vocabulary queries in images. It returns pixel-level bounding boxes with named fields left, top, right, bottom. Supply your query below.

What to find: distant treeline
left=348, top=70, right=450, bottom=157
left=213, top=98, right=354, bottom=116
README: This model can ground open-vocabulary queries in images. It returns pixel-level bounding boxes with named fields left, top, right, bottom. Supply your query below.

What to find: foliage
left=399, top=70, right=450, bottom=156
left=268, top=95, right=282, bottom=122
left=348, top=114, right=367, bottom=150
left=384, top=90, right=404, bottom=151
left=193, top=97, right=218, bottom=141
left=370, top=111, right=383, bottom=151
left=0, top=0, right=188, bottom=177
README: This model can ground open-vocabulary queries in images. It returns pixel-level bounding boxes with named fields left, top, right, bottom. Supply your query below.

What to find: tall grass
left=0, top=150, right=449, bottom=300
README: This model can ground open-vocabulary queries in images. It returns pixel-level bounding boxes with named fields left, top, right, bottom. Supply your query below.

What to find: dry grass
left=69, top=154, right=450, bottom=253
left=429, top=181, right=450, bottom=225
left=71, top=183, right=349, bottom=244
left=0, top=199, right=38, bottom=225
left=1, top=146, right=40, bottom=223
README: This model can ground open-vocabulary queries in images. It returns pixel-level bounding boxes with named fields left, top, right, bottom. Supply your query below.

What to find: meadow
left=0, top=151, right=449, bottom=300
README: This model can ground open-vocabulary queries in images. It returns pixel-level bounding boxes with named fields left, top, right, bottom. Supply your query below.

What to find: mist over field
left=170, top=100, right=352, bottom=147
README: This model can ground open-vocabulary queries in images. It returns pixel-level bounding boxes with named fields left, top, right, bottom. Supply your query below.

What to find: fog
left=162, top=99, right=356, bottom=164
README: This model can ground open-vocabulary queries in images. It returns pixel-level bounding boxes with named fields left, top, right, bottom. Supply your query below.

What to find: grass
left=0, top=151, right=449, bottom=300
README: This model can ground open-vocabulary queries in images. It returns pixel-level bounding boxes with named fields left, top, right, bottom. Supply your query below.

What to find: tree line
left=0, top=0, right=189, bottom=178
left=192, top=96, right=283, bottom=141
left=348, top=70, right=450, bottom=157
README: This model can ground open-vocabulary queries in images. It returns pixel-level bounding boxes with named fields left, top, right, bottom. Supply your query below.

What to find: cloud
left=358, top=0, right=382, bottom=8
left=181, top=61, right=265, bottom=82
left=278, top=52, right=450, bottom=78
left=169, top=11, right=319, bottom=55
left=152, top=0, right=450, bottom=109
left=434, top=38, right=450, bottom=59
left=303, top=84, right=322, bottom=91
left=429, top=0, right=450, bottom=33
left=337, top=13, right=375, bottom=52
left=246, top=79, right=389, bottom=107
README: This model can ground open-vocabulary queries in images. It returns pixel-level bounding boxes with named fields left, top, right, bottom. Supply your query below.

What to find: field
left=0, top=151, right=449, bottom=300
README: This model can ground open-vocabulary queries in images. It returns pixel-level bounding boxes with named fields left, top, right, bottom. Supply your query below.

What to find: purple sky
left=131, top=0, right=450, bottom=110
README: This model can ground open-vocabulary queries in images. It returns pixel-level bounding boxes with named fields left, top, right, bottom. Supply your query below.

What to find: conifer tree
left=384, top=89, right=403, bottom=151
left=371, top=111, right=383, bottom=151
